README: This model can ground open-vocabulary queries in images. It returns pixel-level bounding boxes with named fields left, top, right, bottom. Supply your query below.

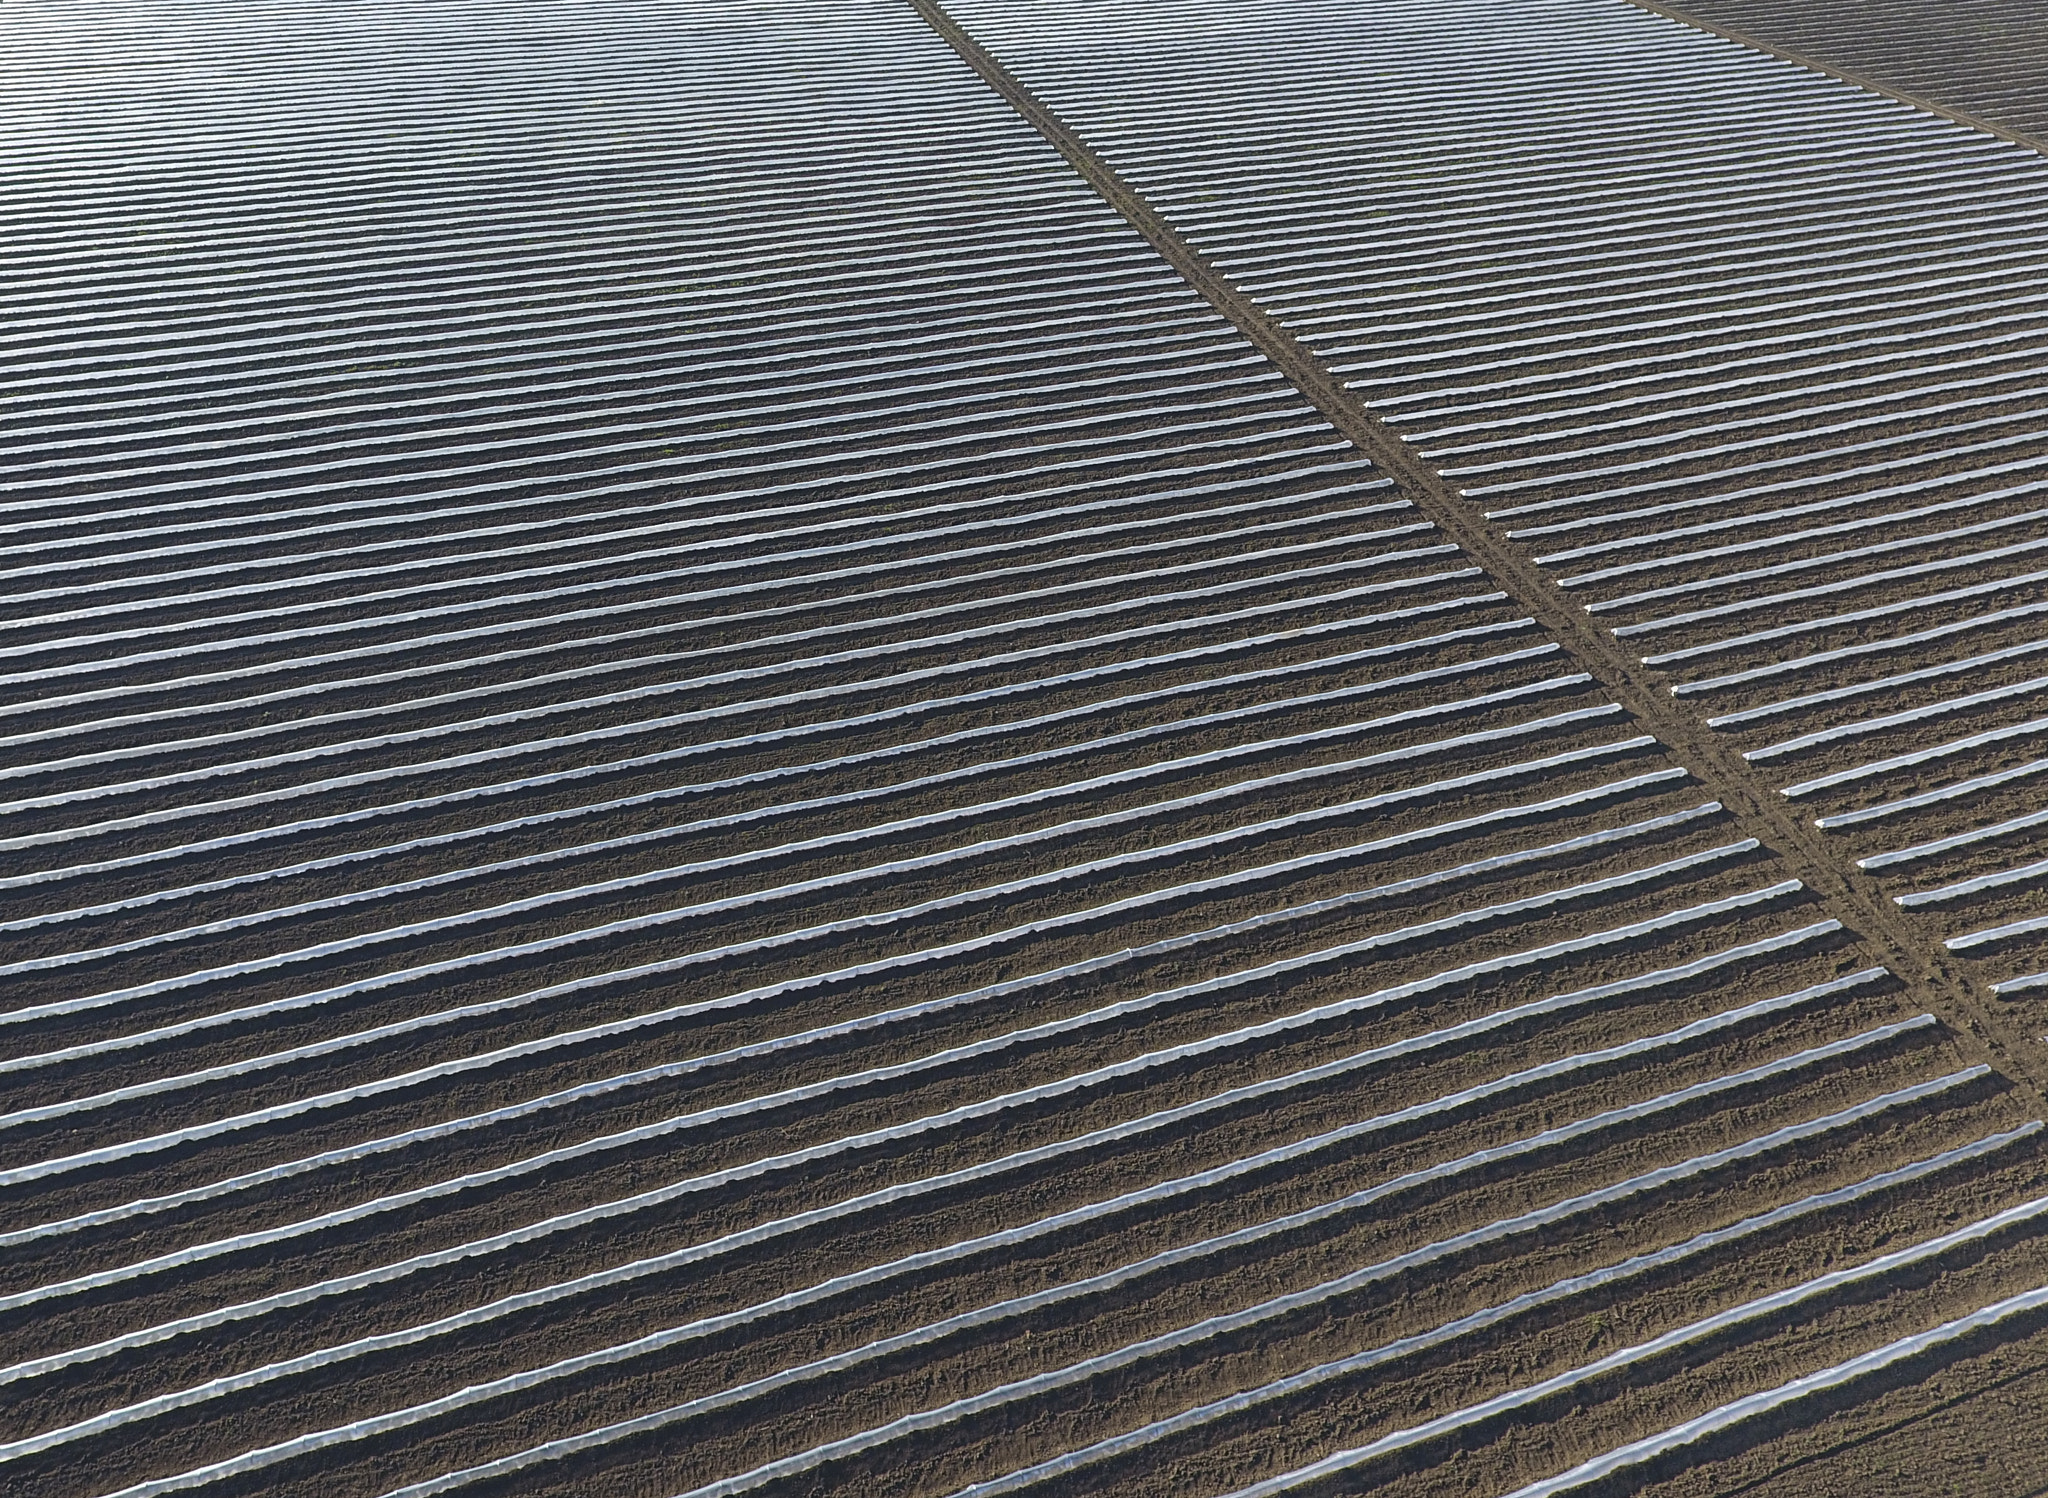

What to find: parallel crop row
left=1671, top=0, right=2048, bottom=144
left=0, top=1, right=2039, bottom=1496
left=944, top=0, right=2048, bottom=1000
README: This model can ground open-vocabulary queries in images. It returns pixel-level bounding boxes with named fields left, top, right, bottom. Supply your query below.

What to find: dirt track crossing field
left=2, top=1, right=2046, bottom=1496
left=944, top=0, right=2048, bottom=1010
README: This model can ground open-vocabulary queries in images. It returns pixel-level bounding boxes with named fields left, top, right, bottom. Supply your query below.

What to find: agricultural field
left=1666, top=0, right=2048, bottom=145
left=0, top=1, right=2043, bottom=1497
left=949, top=0, right=2048, bottom=1004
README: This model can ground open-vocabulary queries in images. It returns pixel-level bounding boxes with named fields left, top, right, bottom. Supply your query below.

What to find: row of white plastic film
left=0, top=2, right=2039, bottom=1498
left=946, top=0, right=2048, bottom=998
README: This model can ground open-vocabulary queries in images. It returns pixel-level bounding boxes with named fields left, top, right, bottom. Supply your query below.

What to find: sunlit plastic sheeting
left=82, top=1009, right=1933, bottom=1498
left=0, top=952, right=1875, bottom=1463
left=0, top=803, right=1739, bottom=1190
left=1225, top=1159, right=2046, bottom=1498
left=0, top=874, right=1810, bottom=1318
left=946, top=1119, right=2039, bottom=1497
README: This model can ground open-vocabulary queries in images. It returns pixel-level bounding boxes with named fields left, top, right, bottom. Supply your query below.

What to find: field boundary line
left=1621, top=0, right=2048, bottom=159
